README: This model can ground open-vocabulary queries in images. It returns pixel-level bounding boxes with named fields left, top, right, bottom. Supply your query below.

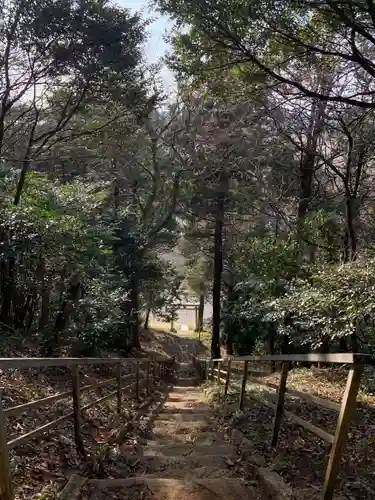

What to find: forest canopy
left=1, top=0, right=375, bottom=360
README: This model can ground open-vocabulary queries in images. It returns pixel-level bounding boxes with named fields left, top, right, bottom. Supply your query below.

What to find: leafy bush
left=224, top=226, right=375, bottom=357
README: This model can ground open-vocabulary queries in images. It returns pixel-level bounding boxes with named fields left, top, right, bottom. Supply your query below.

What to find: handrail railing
left=192, top=353, right=369, bottom=500
left=0, top=355, right=175, bottom=500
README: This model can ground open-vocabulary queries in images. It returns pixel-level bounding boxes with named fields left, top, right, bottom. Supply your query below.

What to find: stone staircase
left=79, top=363, right=261, bottom=499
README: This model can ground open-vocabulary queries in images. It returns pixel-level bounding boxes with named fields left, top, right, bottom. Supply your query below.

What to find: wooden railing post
left=239, top=360, right=249, bottom=410
left=224, top=358, right=232, bottom=397
left=116, top=362, right=122, bottom=413
left=146, top=361, right=150, bottom=393
left=135, top=362, right=140, bottom=400
left=271, top=361, right=290, bottom=446
left=72, top=365, right=84, bottom=455
left=209, top=359, right=213, bottom=380
left=323, top=363, right=364, bottom=500
left=217, top=361, right=221, bottom=384
left=0, top=393, right=13, bottom=500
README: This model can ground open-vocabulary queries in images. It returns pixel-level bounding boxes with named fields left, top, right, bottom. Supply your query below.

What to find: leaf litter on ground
left=206, top=366, right=375, bottom=499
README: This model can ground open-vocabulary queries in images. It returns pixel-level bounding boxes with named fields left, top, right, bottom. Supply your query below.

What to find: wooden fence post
left=116, top=362, right=122, bottom=413
left=135, top=362, right=140, bottom=400
left=271, top=361, right=290, bottom=446
left=0, top=393, right=13, bottom=500
left=217, top=361, right=221, bottom=384
left=239, top=360, right=249, bottom=410
left=322, top=363, right=364, bottom=500
left=72, top=366, right=84, bottom=455
left=146, top=361, right=150, bottom=393
left=209, top=359, right=213, bottom=380
left=224, top=358, right=232, bottom=397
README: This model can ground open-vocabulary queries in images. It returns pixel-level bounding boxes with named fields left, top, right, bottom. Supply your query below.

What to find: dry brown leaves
left=212, top=366, right=375, bottom=499
left=1, top=357, right=172, bottom=499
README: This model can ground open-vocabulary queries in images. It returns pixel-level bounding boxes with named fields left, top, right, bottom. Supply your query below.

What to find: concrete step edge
left=87, top=477, right=250, bottom=488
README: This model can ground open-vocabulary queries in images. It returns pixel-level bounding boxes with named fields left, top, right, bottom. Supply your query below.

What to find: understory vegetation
left=2, top=0, right=375, bottom=361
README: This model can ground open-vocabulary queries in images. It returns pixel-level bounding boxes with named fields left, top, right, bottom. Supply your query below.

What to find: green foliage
left=274, top=262, right=375, bottom=350
left=155, top=0, right=375, bottom=107
left=141, top=259, right=183, bottom=318
left=155, top=268, right=185, bottom=325
left=77, top=273, right=130, bottom=353
left=233, top=235, right=301, bottom=282
left=5, top=0, right=375, bottom=366
left=226, top=234, right=375, bottom=354
left=0, top=172, right=122, bottom=348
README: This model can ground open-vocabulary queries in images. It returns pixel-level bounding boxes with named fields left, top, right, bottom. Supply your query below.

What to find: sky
left=118, top=0, right=176, bottom=93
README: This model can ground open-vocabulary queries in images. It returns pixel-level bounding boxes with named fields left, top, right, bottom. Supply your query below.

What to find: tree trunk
left=44, top=276, right=81, bottom=356
left=38, top=260, right=51, bottom=337
left=298, top=105, right=325, bottom=219
left=144, top=308, right=151, bottom=330
left=297, top=73, right=332, bottom=220
left=298, top=151, right=315, bottom=219
left=281, top=335, right=290, bottom=354
left=342, top=230, right=350, bottom=263
left=351, top=332, right=359, bottom=353
left=320, top=336, right=330, bottom=354
left=197, top=294, right=204, bottom=332
left=339, top=337, right=348, bottom=352
left=318, top=335, right=330, bottom=367
left=130, top=271, right=140, bottom=348
left=226, top=334, right=234, bottom=355
left=345, top=193, right=357, bottom=261
left=0, top=257, right=15, bottom=328
left=13, top=110, right=39, bottom=206
left=211, top=171, right=227, bottom=359
left=26, top=299, right=36, bottom=334
left=14, top=290, right=28, bottom=330
left=38, top=283, right=51, bottom=331
left=223, top=281, right=236, bottom=356
left=113, top=174, right=119, bottom=220
left=268, top=330, right=276, bottom=372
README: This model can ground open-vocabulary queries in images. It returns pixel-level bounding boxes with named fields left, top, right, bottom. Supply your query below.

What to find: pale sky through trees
left=118, top=0, right=175, bottom=92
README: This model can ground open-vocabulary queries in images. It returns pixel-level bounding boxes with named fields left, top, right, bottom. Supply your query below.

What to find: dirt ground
left=207, top=366, right=375, bottom=499
left=137, top=328, right=210, bottom=362
left=1, top=330, right=209, bottom=499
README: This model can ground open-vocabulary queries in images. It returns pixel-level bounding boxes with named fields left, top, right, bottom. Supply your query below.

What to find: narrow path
left=82, top=363, right=261, bottom=499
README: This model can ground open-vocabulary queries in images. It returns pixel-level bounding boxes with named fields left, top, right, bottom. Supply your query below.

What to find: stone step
left=87, top=477, right=259, bottom=499
left=145, top=432, right=229, bottom=446
left=171, top=386, right=201, bottom=392
left=154, top=412, right=211, bottom=422
left=165, top=395, right=203, bottom=404
left=162, top=405, right=210, bottom=413
left=174, top=378, right=197, bottom=387
left=153, top=419, right=213, bottom=434
left=166, top=396, right=203, bottom=403
left=143, top=443, right=236, bottom=457
left=118, top=454, right=235, bottom=473
left=140, top=465, right=230, bottom=479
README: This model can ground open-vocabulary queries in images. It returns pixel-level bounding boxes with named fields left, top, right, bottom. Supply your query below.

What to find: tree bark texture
left=211, top=171, right=227, bottom=359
